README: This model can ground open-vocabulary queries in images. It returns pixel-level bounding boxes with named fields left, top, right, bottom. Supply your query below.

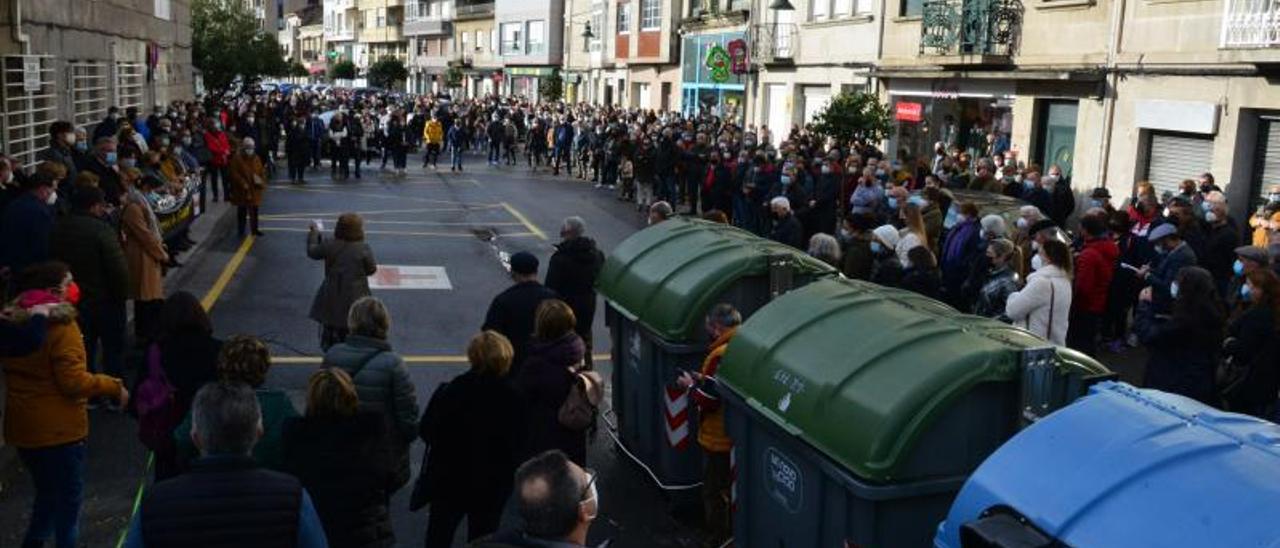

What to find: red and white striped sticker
left=663, top=385, right=690, bottom=449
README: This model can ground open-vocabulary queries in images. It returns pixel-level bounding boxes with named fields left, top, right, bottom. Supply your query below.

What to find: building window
left=154, top=0, right=171, bottom=20
left=641, top=0, right=661, bottom=30
left=461, top=31, right=470, bottom=53
left=477, top=30, right=486, bottom=52
left=491, top=30, right=498, bottom=52
left=812, top=0, right=828, bottom=19
left=618, top=2, right=630, bottom=33
left=376, top=7, right=386, bottom=27
left=590, top=9, right=604, bottom=51
left=811, top=0, right=873, bottom=20
left=901, top=0, right=925, bottom=16
left=527, top=20, right=546, bottom=54
left=500, top=22, right=523, bottom=55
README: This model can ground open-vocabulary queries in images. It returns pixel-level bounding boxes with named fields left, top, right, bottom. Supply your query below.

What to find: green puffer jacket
left=322, top=335, right=420, bottom=488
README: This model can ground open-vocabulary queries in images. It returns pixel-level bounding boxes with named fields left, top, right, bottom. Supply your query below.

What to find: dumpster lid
left=718, top=278, right=1109, bottom=482
left=939, top=381, right=1280, bottom=547
left=596, top=218, right=835, bottom=340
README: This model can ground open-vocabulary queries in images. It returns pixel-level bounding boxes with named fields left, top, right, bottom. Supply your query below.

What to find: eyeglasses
left=579, top=467, right=598, bottom=505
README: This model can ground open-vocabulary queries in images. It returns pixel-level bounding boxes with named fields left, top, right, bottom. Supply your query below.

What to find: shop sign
left=896, top=102, right=923, bottom=122
left=705, top=44, right=732, bottom=83
left=506, top=67, right=554, bottom=77
left=727, top=39, right=749, bottom=74
left=930, top=80, right=960, bottom=100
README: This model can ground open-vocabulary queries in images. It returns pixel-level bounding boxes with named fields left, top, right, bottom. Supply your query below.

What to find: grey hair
left=191, top=382, right=262, bottom=457
left=771, top=196, right=791, bottom=212
left=348, top=296, right=390, bottom=340
left=1019, top=205, right=1044, bottom=220
left=706, top=303, right=742, bottom=329
left=807, top=233, right=842, bottom=264
left=562, top=216, right=586, bottom=238
left=649, top=201, right=673, bottom=219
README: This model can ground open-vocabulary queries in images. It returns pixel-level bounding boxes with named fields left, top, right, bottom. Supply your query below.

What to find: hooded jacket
left=1073, top=237, right=1120, bottom=314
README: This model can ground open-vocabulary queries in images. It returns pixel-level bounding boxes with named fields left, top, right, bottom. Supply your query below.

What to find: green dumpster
left=718, top=278, right=1112, bottom=547
left=597, top=218, right=836, bottom=491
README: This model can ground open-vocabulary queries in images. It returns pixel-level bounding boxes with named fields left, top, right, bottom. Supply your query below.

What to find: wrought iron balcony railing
left=920, top=0, right=1023, bottom=58
left=1221, top=0, right=1280, bottom=48
left=750, top=23, right=798, bottom=65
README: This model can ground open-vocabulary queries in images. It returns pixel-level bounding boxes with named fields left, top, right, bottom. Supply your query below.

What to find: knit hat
left=509, top=251, right=539, bottom=275
left=873, top=225, right=900, bottom=249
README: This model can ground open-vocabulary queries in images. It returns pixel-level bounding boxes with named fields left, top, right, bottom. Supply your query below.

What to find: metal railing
left=920, top=0, right=1023, bottom=57
left=455, top=2, right=493, bottom=19
left=1221, top=0, right=1280, bottom=48
left=751, top=23, right=798, bottom=63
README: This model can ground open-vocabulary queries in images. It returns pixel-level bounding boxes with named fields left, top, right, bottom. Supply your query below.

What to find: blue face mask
left=780, top=175, right=792, bottom=186
left=105, top=151, right=118, bottom=166
left=908, top=196, right=927, bottom=208
left=1170, top=281, right=1180, bottom=299
left=75, top=141, right=88, bottom=152
left=870, top=241, right=884, bottom=255
left=120, top=158, right=136, bottom=169
left=943, top=208, right=959, bottom=229
left=1242, top=283, right=1253, bottom=302
left=1024, top=180, right=1035, bottom=190
left=1234, top=259, right=1246, bottom=277
left=887, top=197, right=899, bottom=210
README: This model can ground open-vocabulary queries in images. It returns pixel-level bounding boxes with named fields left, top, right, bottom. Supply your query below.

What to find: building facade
left=0, top=0, right=194, bottom=166
left=356, top=0, right=407, bottom=71
left=405, top=0, right=454, bottom=94
left=299, top=17, right=327, bottom=77
left=451, top=1, right=499, bottom=99
left=677, top=0, right=751, bottom=123
left=616, top=0, right=681, bottom=111
left=324, top=0, right=359, bottom=66
left=495, top=0, right=566, bottom=101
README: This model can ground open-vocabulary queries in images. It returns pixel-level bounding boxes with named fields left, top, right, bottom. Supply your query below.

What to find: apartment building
left=405, top=0, right=454, bottom=94
left=281, top=4, right=323, bottom=62
left=677, top=0, right=751, bottom=123
left=564, top=0, right=628, bottom=106
left=617, top=0, right=680, bottom=110
left=0, top=0, right=194, bottom=166
left=451, top=1, right=499, bottom=99
left=747, top=0, right=879, bottom=140
left=324, top=0, right=359, bottom=64
left=298, top=15, right=327, bottom=76
left=356, top=0, right=407, bottom=70
left=495, top=0, right=566, bottom=100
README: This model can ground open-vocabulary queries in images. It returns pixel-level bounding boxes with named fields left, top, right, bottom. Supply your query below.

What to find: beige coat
left=229, top=151, right=266, bottom=207
left=121, top=198, right=167, bottom=301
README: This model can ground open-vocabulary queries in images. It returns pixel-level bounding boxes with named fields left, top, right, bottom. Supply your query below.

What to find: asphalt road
left=0, top=153, right=707, bottom=548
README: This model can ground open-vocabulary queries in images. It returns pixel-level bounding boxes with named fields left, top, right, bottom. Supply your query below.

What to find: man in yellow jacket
left=677, top=303, right=741, bottom=548
left=422, top=114, right=444, bottom=170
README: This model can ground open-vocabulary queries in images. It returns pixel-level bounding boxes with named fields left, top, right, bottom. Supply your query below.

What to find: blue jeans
left=19, top=442, right=86, bottom=548
left=488, top=142, right=500, bottom=163
left=452, top=148, right=464, bottom=170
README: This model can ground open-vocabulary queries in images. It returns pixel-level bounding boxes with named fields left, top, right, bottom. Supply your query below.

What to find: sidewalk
left=0, top=199, right=236, bottom=546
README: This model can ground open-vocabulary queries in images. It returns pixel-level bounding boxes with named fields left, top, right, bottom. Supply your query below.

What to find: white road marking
left=369, top=265, right=453, bottom=290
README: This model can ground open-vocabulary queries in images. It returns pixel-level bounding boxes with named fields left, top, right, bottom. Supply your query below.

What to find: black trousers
left=1067, top=310, right=1101, bottom=357
left=236, top=206, right=260, bottom=236
left=133, top=299, right=163, bottom=343
left=424, top=496, right=505, bottom=548
left=703, top=450, right=731, bottom=546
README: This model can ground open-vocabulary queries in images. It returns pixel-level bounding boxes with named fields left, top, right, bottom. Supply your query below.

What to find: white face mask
left=1206, top=211, right=1219, bottom=223
left=63, top=133, right=77, bottom=146
left=45, top=189, right=58, bottom=206
left=1030, top=253, right=1044, bottom=271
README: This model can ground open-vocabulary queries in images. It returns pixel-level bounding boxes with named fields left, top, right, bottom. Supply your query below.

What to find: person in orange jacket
left=677, top=303, right=741, bottom=548
left=2, top=261, right=128, bottom=548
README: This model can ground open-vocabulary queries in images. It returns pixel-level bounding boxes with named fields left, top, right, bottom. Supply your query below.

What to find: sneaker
left=593, top=183, right=603, bottom=189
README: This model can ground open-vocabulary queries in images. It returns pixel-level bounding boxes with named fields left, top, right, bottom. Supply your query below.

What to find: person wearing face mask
left=93, top=106, right=122, bottom=142
left=1227, top=246, right=1271, bottom=309
left=972, top=238, right=1021, bottom=320
left=228, top=138, right=267, bottom=238
left=1006, top=238, right=1074, bottom=345
left=38, top=121, right=80, bottom=187
left=1134, top=266, right=1225, bottom=405
left=1138, top=223, right=1199, bottom=314
left=1046, top=165, right=1074, bottom=227
left=0, top=173, right=58, bottom=276
left=769, top=196, right=805, bottom=250
left=203, top=119, right=232, bottom=202
left=1220, top=268, right=1280, bottom=417
left=1020, top=171, right=1053, bottom=217
left=474, top=450, right=600, bottom=548
left=122, top=174, right=170, bottom=343
left=939, top=202, right=983, bottom=308
left=1202, top=197, right=1241, bottom=297
left=839, top=213, right=877, bottom=281
left=1066, top=214, right=1119, bottom=356
left=80, top=136, right=126, bottom=207
left=870, top=225, right=905, bottom=287
left=957, top=214, right=1012, bottom=312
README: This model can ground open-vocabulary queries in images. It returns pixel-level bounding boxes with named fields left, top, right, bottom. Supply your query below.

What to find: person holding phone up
left=307, top=213, right=378, bottom=350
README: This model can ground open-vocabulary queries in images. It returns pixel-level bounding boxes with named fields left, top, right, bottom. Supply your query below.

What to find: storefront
left=886, top=79, right=1015, bottom=164
left=506, top=67, right=556, bottom=102
left=680, top=30, right=748, bottom=124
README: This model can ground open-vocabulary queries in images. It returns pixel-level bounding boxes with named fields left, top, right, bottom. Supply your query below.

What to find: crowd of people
left=2, top=85, right=1280, bottom=547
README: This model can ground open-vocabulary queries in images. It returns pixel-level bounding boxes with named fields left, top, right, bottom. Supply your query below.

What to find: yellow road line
left=271, top=353, right=613, bottom=365
left=260, top=205, right=502, bottom=219
left=501, top=202, right=548, bottom=241
left=201, top=235, right=256, bottom=312
left=274, top=185, right=488, bottom=205
left=258, top=227, right=539, bottom=238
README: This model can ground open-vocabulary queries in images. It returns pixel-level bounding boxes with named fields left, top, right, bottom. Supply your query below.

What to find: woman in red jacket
left=1068, top=213, right=1120, bottom=356
left=203, top=118, right=232, bottom=203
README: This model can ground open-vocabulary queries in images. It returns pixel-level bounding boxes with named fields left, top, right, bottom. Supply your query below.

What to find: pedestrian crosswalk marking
left=369, top=265, right=452, bottom=290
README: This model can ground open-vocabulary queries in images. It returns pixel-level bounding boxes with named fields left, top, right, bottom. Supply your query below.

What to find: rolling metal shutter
left=1254, top=118, right=1280, bottom=205
left=1144, top=132, right=1213, bottom=198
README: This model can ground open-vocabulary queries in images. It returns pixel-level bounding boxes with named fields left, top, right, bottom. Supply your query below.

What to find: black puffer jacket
left=283, top=411, right=396, bottom=548
left=545, top=237, right=605, bottom=341
left=515, top=333, right=587, bottom=465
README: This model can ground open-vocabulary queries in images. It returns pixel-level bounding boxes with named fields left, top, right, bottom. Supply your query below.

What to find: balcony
left=404, top=18, right=452, bottom=36
left=455, top=2, right=494, bottom=21
left=359, top=25, right=404, bottom=43
left=750, top=23, right=797, bottom=66
left=1222, top=0, right=1280, bottom=48
left=919, top=0, right=1022, bottom=63
left=326, top=26, right=357, bottom=41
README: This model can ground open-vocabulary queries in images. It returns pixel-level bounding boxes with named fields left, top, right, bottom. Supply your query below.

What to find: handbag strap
left=1047, top=281, right=1057, bottom=339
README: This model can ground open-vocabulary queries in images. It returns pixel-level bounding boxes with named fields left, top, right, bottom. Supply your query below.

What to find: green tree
left=809, top=92, right=894, bottom=146
left=367, top=56, right=408, bottom=90
left=289, top=61, right=309, bottom=79
left=538, top=70, right=564, bottom=104
left=444, top=66, right=464, bottom=89
left=192, top=0, right=288, bottom=94
left=330, top=60, right=357, bottom=80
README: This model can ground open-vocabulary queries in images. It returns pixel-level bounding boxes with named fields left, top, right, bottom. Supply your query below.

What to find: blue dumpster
left=935, top=381, right=1280, bottom=548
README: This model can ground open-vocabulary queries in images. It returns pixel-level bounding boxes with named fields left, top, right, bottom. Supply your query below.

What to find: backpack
left=136, top=344, right=184, bottom=451
left=558, top=365, right=603, bottom=431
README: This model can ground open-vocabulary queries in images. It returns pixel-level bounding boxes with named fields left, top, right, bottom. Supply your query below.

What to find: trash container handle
left=747, top=397, right=803, bottom=436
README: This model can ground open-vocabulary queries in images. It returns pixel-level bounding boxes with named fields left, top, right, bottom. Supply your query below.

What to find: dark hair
left=1172, top=267, right=1227, bottom=332
left=19, top=172, right=55, bottom=192
left=515, top=450, right=583, bottom=540
left=907, top=246, right=937, bottom=270
left=535, top=300, right=577, bottom=341
left=218, top=335, right=271, bottom=387
left=1040, top=239, right=1074, bottom=278
left=191, top=382, right=261, bottom=457
left=1080, top=213, right=1108, bottom=238
left=958, top=201, right=980, bottom=218
left=47, top=120, right=74, bottom=139
left=159, top=291, right=213, bottom=340
left=70, top=186, right=105, bottom=212
left=335, top=213, right=364, bottom=242
left=16, top=261, right=69, bottom=292
left=1244, top=269, right=1280, bottom=331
